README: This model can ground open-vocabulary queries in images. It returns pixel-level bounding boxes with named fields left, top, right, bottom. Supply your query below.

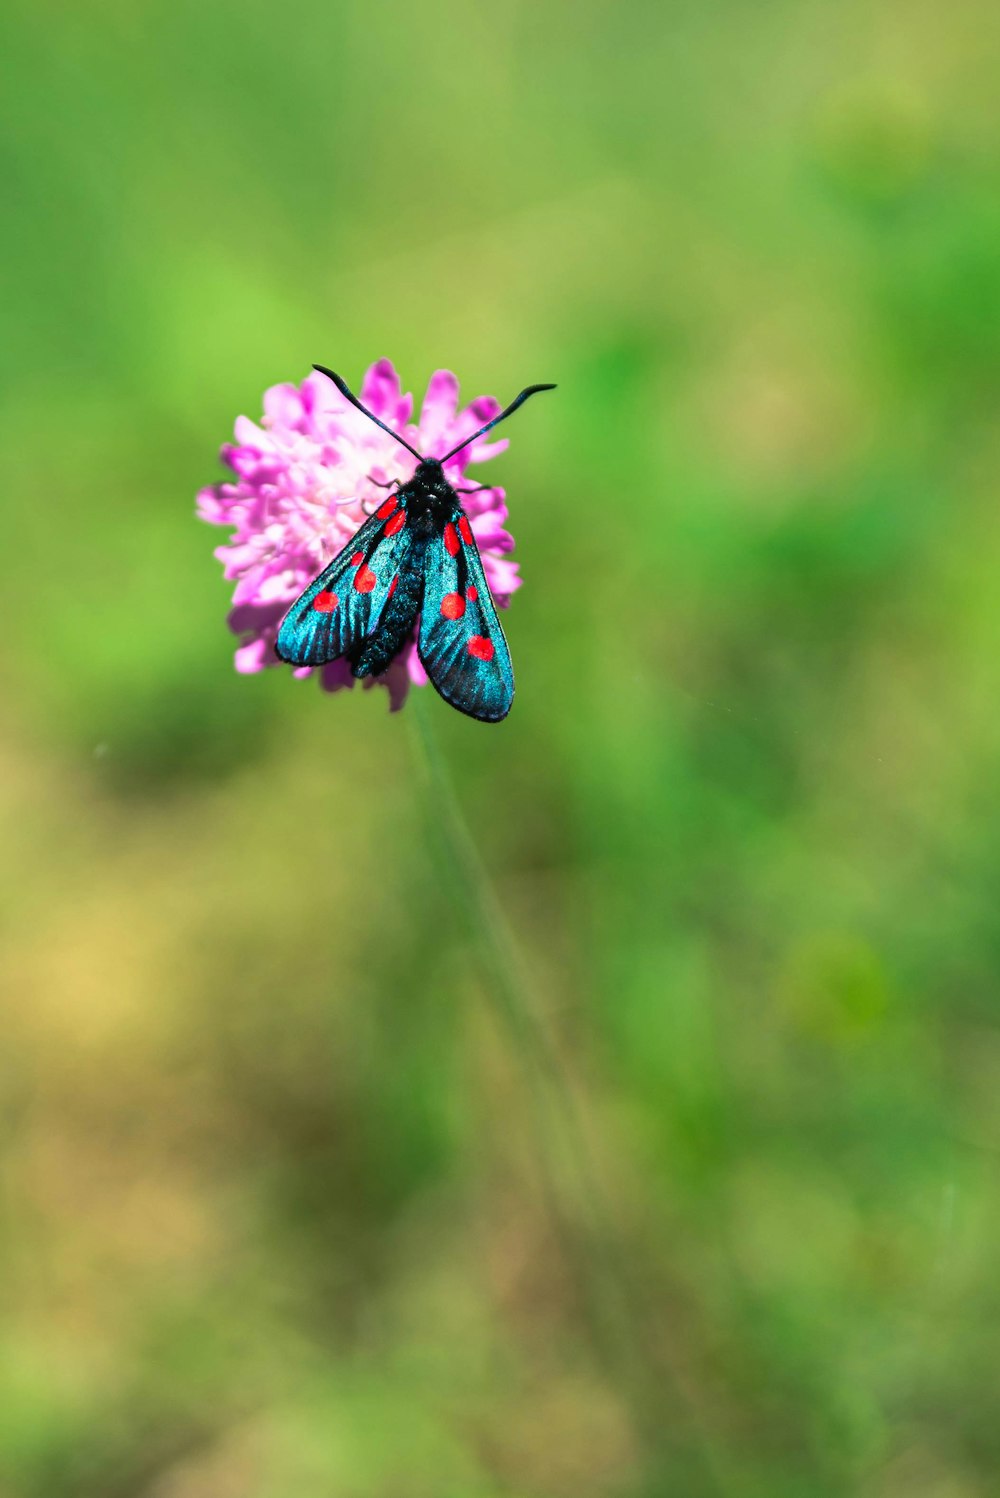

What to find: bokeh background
left=4, top=1, right=1000, bottom=1493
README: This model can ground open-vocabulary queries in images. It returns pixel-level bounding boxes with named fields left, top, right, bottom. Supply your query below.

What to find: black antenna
left=439, top=383, right=556, bottom=465
left=313, top=365, right=425, bottom=463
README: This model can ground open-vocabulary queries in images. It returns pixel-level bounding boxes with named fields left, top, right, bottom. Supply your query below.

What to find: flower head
left=198, top=360, right=520, bottom=710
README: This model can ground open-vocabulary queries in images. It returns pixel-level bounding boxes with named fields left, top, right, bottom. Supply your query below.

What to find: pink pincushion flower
left=198, top=359, right=520, bottom=710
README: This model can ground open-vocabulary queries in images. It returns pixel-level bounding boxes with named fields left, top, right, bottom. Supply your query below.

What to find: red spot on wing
left=458, top=515, right=474, bottom=546
left=388, top=575, right=399, bottom=598
left=354, top=564, right=377, bottom=593
left=440, top=592, right=465, bottom=619
left=467, top=634, right=494, bottom=661
left=313, top=590, right=339, bottom=613
left=444, top=522, right=460, bottom=556
left=384, top=509, right=406, bottom=536
left=350, top=551, right=364, bottom=565
left=376, top=496, right=398, bottom=519
left=467, top=585, right=478, bottom=601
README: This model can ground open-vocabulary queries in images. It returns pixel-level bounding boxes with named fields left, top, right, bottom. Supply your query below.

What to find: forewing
left=276, top=495, right=413, bottom=666
left=419, top=511, right=515, bottom=722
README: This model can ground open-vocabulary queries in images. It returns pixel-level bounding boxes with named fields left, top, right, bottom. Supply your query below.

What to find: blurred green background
left=3, top=0, right=1000, bottom=1493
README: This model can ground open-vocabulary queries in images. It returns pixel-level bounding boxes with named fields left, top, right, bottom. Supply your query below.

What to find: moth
left=275, top=365, right=555, bottom=722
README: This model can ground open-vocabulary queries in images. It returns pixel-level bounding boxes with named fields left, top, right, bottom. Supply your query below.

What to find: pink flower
left=198, top=360, right=520, bottom=711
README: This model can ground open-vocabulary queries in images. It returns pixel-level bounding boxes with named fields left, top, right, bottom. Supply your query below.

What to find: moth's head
left=415, top=458, right=443, bottom=479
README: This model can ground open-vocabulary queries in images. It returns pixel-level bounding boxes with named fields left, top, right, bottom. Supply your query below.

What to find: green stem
left=407, top=690, right=735, bottom=1497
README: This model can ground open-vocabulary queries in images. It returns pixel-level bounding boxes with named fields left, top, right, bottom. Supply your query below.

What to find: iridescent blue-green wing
left=419, top=511, right=515, bottom=722
left=276, top=495, right=413, bottom=666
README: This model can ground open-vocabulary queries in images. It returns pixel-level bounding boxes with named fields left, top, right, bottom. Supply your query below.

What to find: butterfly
left=275, top=365, right=555, bottom=722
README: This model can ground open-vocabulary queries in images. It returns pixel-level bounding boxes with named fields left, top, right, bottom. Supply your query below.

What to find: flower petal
left=460, top=484, right=506, bottom=520
left=234, top=637, right=270, bottom=674
left=469, top=516, right=515, bottom=553
left=378, top=655, right=412, bottom=712
left=418, top=370, right=460, bottom=452
left=234, top=415, right=272, bottom=448
left=263, top=382, right=308, bottom=431
left=483, top=555, right=521, bottom=600
left=319, top=659, right=356, bottom=693
left=196, top=486, right=228, bottom=523
left=228, top=600, right=285, bottom=635
left=360, top=358, right=403, bottom=419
